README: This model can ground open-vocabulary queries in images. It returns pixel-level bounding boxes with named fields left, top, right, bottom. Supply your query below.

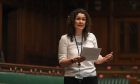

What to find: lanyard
left=74, top=36, right=84, bottom=79
left=74, top=36, right=83, bottom=56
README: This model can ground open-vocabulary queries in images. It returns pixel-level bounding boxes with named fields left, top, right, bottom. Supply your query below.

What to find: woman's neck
left=75, top=30, right=82, bottom=36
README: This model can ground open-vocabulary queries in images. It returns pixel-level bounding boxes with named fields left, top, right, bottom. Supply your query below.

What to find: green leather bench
left=0, top=72, right=64, bottom=84
left=0, top=63, right=134, bottom=84
left=98, top=77, right=130, bottom=84
left=0, top=72, right=130, bottom=84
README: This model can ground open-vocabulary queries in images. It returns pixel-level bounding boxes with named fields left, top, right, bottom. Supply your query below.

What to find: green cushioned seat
left=0, top=72, right=131, bottom=84
left=98, top=77, right=130, bottom=84
left=0, top=72, right=64, bottom=84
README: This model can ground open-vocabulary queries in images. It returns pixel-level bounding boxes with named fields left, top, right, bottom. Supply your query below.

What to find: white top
left=58, top=33, right=98, bottom=79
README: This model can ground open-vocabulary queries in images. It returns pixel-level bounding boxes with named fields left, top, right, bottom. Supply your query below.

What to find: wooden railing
left=0, top=63, right=64, bottom=76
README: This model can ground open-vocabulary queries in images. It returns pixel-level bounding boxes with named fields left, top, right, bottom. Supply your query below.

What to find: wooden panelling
left=113, top=17, right=140, bottom=64
left=5, top=0, right=67, bottom=66
left=0, top=3, right=2, bottom=49
left=91, top=16, right=109, bottom=55
left=1, top=0, right=140, bottom=66
left=6, top=8, right=17, bottom=63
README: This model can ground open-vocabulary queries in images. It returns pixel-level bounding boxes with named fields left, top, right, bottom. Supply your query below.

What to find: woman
left=58, top=8, right=113, bottom=84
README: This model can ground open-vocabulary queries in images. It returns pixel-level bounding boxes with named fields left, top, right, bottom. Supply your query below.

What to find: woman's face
left=74, top=13, right=86, bottom=30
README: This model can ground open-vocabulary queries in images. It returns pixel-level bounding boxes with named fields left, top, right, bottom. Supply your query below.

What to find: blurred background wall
left=0, top=0, right=140, bottom=66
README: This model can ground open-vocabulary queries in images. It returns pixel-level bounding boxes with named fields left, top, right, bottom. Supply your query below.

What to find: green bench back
left=0, top=72, right=130, bottom=84
left=0, top=72, right=64, bottom=84
left=98, top=77, right=130, bottom=84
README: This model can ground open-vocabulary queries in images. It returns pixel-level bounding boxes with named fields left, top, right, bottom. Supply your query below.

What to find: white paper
left=81, top=47, right=102, bottom=61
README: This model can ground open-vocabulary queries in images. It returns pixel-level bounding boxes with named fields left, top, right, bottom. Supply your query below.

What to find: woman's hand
left=70, top=56, right=86, bottom=66
left=71, top=56, right=86, bottom=63
left=103, top=52, right=113, bottom=62
left=73, top=56, right=86, bottom=63
left=95, top=52, right=113, bottom=64
left=59, top=56, right=86, bottom=67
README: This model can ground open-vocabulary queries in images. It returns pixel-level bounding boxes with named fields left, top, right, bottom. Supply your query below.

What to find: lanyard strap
left=74, top=36, right=83, bottom=56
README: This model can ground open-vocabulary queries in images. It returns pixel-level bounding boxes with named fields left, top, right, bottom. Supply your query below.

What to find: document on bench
left=81, top=47, right=102, bottom=61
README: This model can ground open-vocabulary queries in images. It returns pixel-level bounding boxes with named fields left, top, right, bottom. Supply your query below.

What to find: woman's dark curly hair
left=67, top=8, right=91, bottom=42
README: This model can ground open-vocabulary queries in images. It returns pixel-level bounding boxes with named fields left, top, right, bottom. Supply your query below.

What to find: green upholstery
left=0, top=72, right=130, bottom=84
left=98, top=77, right=130, bottom=84
left=0, top=72, right=64, bottom=84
